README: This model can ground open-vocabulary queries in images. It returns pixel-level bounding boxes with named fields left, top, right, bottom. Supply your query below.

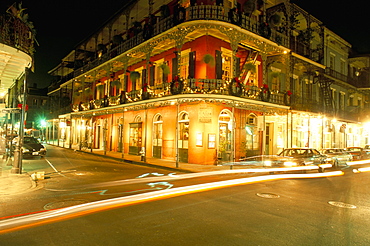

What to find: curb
left=72, top=149, right=195, bottom=174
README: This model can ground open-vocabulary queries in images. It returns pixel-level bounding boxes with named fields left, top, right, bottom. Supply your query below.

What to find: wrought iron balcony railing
left=73, top=4, right=290, bottom=78
left=0, top=14, right=35, bottom=56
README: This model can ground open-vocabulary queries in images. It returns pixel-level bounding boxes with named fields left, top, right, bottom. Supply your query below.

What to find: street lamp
left=40, top=118, right=46, bottom=141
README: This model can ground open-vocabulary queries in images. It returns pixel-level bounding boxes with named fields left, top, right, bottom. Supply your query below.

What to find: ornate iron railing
left=0, top=14, right=35, bottom=56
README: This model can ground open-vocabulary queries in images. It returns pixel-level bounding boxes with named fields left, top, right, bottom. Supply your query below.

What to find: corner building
left=47, top=0, right=370, bottom=165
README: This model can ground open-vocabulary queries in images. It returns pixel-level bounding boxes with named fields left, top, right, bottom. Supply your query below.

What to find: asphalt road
left=0, top=146, right=255, bottom=218
left=0, top=169, right=369, bottom=245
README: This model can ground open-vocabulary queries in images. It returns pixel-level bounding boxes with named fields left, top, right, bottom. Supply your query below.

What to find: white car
left=320, top=148, right=352, bottom=167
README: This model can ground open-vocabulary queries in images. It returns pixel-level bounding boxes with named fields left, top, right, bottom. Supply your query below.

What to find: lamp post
left=11, top=71, right=27, bottom=174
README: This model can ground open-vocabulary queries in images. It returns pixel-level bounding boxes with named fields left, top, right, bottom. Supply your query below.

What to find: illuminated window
left=154, top=58, right=165, bottom=89
left=221, top=48, right=232, bottom=82
left=180, top=48, right=191, bottom=79
left=178, top=112, right=189, bottom=149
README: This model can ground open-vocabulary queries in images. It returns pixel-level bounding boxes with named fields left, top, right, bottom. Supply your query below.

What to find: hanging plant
left=202, top=54, right=215, bottom=67
left=74, top=91, right=81, bottom=98
left=269, top=13, right=282, bottom=26
left=243, top=62, right=256, bottom=73
left=130, top=71, right=141, bottom=82
left=96, top=84, right=104, bottom=93
left=159, top=63, right=170, bottom=75
left=84, top=88, right=93, bottom=99
left=110, top=80, right=121, bottom=89
left=271, top=72, right=280, bottom=78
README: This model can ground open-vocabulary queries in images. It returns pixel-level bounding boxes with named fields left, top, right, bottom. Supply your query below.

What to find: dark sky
left=2, top=1, right=369, bottom=88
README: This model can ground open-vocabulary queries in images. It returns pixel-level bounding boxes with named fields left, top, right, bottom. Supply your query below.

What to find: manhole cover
left=44, top=199, right=88, bottom=210
left=328, top=201, right=357, bottom=209
left=256, top=193, right=280, bottom=199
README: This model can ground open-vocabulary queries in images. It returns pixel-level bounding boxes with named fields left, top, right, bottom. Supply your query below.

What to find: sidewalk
left=0, top=146, right=239, bottom=196
left=86, top=148, right=234, bottom=173
left=0, top=164, right=37, bottom=196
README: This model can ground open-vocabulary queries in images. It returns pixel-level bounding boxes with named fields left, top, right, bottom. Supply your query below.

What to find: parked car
left=13, top=136, right=46, bottom=158
left=277, top=148, right=328, bottom=166
left=345, top=147, right=369, bottom=160
left=320, top=148, right=352, bottom=167
left=239, top=155, right=299, bottom=168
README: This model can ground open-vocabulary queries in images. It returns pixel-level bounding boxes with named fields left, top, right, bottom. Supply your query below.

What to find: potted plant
left=159, top=63, right=170, bottom=75
left=110, top=80, right=121, bottom=89
left=130, top=71, right=141, bottom=83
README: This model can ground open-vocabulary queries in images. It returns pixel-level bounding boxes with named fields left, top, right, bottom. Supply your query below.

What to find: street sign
left=1, top=108, right=21, bottom=113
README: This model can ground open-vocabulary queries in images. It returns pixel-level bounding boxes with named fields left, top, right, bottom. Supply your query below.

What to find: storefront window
left=218, top=110, right=233, bottom=161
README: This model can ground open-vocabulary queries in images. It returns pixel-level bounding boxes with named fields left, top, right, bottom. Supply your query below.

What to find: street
left=1, top=145, right=370, bottom=245
left=0, top=169, right=370, bottom=245
left=0, top=145, right=256, bottom=218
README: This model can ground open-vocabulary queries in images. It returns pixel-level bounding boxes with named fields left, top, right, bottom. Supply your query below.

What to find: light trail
left=46, top=165, right=328, bottom=192
left=0, top=170, right=343, bottom=234
left=347, top=159, right=370, bottom=166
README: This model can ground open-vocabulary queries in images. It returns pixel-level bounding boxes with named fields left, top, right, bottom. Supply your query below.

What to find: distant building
left=25, top=83, right=48, bottom=130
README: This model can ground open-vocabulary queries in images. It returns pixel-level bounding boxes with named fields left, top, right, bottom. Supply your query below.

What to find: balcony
left=0, top=14, right=35, bottom=56
left=0, top=13, right=34, bottom=96
left=70, top=78, right=289, bottom=113
left=73, top=4, right=289, bottom=78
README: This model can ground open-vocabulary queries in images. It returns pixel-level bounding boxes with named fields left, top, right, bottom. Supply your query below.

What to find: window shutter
left=215, top=50, right=222, bottom=79
left=189, top=51, right=196, bottom=79
left=235, top=57, right=240, bottom=78
left=123, top=74, right=128, bottom=92
left=142, top=69, right=147, bottom=87
left=172, top=56, right=178, bottom=79
left=150, top=66, right=155, bottom=86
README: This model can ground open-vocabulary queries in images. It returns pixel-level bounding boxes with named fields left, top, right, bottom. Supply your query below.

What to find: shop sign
left=199, top=107, right=212, bottom=123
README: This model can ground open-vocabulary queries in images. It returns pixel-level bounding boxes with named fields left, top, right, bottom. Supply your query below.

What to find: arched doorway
left=245, top=113, right=259, bottom=157
left=153, top=114, right=163, bottom=158
left=178, top=112, right=189, bottom=163
left=129, top=115, right=142, bottom=155
left=218, top=110, right=234, bottom=162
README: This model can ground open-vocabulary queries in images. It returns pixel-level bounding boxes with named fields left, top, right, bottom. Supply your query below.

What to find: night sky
left=1, top=0, right=369, bottom=89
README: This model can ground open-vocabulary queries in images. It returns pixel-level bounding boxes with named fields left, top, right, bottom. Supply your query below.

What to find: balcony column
left=223, top=28, right=246, bottom=79
left=261, top=52, right=268, bottom=86
left=230, top=39, right=239, bottom=79
left=170, top=26, right=196, bottom=77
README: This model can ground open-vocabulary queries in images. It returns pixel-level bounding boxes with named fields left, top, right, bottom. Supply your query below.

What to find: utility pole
left=12, top=69, right=27, bottom=174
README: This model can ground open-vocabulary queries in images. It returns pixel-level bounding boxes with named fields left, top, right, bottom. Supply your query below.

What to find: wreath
left=260, top=84, right=271, bottom=102
left=170, top=77, right=184, bottom=95
left=228, top=78, right=243, bottom=97
left=284, top=90, right=292, bottom=106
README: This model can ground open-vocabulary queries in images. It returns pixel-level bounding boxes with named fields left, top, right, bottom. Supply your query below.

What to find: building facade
left=1, top=3, right=35, bottom=138
left=46, top=0, right=370, bottom=165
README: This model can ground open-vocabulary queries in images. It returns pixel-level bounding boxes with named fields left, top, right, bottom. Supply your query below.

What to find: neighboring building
left=0, top=3, right=35, bottom=136
left=25, top=84, right=48, bottom=130
left=46, top=0, right=370, bottom=165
